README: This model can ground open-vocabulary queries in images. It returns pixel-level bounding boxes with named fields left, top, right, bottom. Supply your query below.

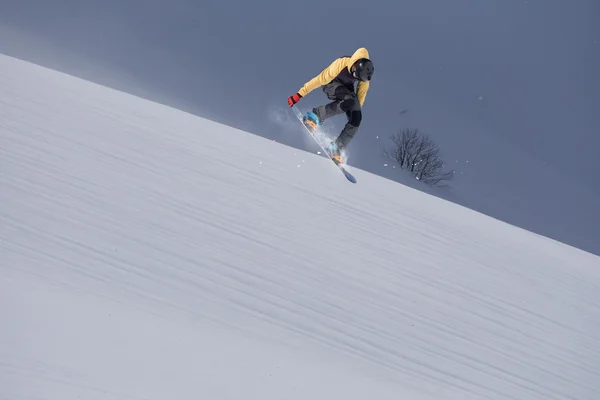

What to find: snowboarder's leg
left=327, top=110, right=360, bottom=165
left=311, top=81, right=357, bottom=122
left=303, top=81, right=353, bottom=132
left=334, top=107, right=361, bottom=148
left=312, top=82, right=361, bottom=164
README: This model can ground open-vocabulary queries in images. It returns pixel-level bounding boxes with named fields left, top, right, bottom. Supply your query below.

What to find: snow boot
left=327, top=141, right=345, bottom=165
left=302, top=111, right=322, bottom=133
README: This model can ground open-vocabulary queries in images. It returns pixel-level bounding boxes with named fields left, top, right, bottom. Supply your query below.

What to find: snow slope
left=1, top=54, right=599, bottom=400
left=2, top=22, right=598, bottom=258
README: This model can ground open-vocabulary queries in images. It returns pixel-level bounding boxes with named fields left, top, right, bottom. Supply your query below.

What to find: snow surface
left=2, top=54, right=600, bottom=400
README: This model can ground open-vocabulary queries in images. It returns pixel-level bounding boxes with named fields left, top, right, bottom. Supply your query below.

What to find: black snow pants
left=312, top=80, right=362, bottom=148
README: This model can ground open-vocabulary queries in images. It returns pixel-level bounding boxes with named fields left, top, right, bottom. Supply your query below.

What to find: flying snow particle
left=478, top=96, right=484, bottom=101
left=267, top=106, right=289, bottom=125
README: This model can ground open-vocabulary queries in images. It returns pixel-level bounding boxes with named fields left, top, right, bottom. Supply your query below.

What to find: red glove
left=287, top=93, right=302, bottom=107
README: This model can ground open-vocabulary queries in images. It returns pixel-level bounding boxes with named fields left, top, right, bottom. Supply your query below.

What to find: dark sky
left=1, top=0, right=599, bottom=253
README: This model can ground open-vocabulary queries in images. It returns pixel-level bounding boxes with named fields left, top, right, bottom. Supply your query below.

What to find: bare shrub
left=384, top=128, right=455, bottom=186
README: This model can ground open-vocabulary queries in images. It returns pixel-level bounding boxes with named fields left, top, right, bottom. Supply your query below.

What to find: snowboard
left=291, top=105, right=357, bottom=183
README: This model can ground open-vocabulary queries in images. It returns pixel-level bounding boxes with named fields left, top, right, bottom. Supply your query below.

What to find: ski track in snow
left=1, top=54, right=600, bottom=400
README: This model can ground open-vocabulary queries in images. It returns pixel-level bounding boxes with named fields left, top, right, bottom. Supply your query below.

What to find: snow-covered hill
left=2, top=54, right=599, bottom=400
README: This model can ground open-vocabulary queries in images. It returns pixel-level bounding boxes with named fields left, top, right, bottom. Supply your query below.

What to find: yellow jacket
left=297, top=47, right=371, bottom=107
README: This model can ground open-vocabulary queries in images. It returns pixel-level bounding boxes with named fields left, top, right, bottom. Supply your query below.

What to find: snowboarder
left=287, top=47, right=374, bottom=164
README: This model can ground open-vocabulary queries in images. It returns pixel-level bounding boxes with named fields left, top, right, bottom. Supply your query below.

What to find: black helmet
left=353, top=58, right=374, bottom=82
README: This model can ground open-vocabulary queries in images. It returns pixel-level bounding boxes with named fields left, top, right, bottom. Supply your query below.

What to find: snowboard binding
left=327, top=142, right=344, bottom=165
left=302, top=111, right=321, bottom=133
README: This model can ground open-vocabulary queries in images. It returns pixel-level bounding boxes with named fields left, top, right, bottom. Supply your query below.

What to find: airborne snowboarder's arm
left=297, top=57, right=348, bottom=98
left=356, top=81, right=369, bottom=107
